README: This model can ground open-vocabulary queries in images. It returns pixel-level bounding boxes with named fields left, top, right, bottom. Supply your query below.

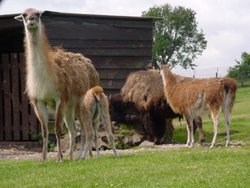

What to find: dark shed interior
left=0, top=10, right=154, bottom=141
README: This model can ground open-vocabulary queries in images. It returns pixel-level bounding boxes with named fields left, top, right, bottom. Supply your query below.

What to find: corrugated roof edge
left=0, top=10, right=161, bottom=21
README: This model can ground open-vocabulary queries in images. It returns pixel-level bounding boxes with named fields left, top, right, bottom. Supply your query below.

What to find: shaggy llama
left=78, top=86, right=118, bottom=159
left=15, top=8, right=99, bottom=161
left=160, top=64, right=237, bottom=148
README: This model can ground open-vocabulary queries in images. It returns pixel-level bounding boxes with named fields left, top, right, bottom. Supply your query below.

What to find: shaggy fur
left=160, top=64, right=237, bottom=148
left=78, top=86, right=118, bottom=159
left=120, top=69, right=204, bottom=144
left=15, top=8, right=99, bottom=161
left=109, top=93, right=140, bottom=124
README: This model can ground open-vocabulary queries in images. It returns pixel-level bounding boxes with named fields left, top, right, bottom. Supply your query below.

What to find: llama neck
left=25, top=25, right=51, bottom=69
left=161, top=69, right=176, bottom=91
left=24, top=24, right=57, bottom=99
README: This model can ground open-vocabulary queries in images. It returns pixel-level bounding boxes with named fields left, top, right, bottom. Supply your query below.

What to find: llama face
left=15, top=8, right=42, bottom=32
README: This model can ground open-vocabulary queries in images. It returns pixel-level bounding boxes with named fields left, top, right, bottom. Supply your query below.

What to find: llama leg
left=82, top=126, right=94, bottom=160
left=210, top=111, right=219, bottom=148
left=194, top=117, right=205, bottom=144
left=224, top=109, right=231, bottom=147
left=64, top=106, right=76, bottom=160
left=103, top=122, right=118, bottom=157
left=81, top=114, right=94, bottom=160
left=166, top=119, right=174, bottom=144
left=55, top=100, right=66, bottom=162
left=186, top=124, right=191, bottom=147
left=190, top=118, right=195, bottom=147
left=77, top=120, right=86, bottom=160
left=93, top=120, right=100, bottom=158
left=185, top=116, right=194, bottom=148
left=108, top=132, right=118, bottom=157
left=32, top=100, right=48, bottom=161
left=100, top=103, right=118, bottom=157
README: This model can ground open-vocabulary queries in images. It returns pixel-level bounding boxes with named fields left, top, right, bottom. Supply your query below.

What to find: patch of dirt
left=0, top=141, right=186, bottom=160
left=0, top=141, right=245, bottom=161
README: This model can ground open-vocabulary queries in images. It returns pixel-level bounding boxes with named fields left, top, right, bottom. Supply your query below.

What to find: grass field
left=0, top=85, right=249, bottom=188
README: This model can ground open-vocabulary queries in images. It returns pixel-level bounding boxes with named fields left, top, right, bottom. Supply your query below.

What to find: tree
left=227, top=52, right=250, bottom=87
left=142, top=4, right=207, bottom=69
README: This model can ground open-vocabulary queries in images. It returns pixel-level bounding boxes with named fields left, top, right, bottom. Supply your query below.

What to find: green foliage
left=228, top=52, right=250, bottom=87
left=142, top=4, right=207, bottom=69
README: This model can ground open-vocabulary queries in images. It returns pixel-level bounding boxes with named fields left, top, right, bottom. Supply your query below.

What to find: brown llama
left=14, top=8, right=99, bottom=161
left=160, top=64, right=237, bottom=148
left=78, top=86, right=118, bottom=160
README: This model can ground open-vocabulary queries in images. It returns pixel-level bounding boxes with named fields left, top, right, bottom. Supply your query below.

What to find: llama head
left=160, top=64, right=171, bottom=79
left=14, top=8, right=42, bottom=32
left=92, top=86, right=104, bottom=101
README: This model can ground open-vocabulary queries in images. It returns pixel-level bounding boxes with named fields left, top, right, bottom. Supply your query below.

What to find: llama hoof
left=77, top=157, right=85, bottom=160
left=40, top=158, right=48, bottom=163
left=188, top=145, right=194, bottom=148
left=209, top=144, right=214, bottom=149
left=57, top=158, right=63, bottom=163
left=57, top=155, right=63, bottom=163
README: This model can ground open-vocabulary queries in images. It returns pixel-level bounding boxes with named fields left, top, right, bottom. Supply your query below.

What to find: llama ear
left=38, top=11, right=43, bottom=18
left=156, top=61, right=162, bottom=69
left=14, top=14, right=23, bottom=22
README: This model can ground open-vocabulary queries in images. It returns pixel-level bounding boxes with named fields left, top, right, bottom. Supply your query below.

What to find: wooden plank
left=100, top=78, right=126, bottom=90
left=69, top=48, right=152, bottom=57
left=90, top=56, right=151, bottom=69
left=10, top=53, right=21, bottom=140
left=49, top=39, right=152, bottom=49
left=19, top=53, right=30, bottom=140
left=0, top=54, right=3, bottom=140
left=97, top=68, right=141, bottom=79
left=43, top=14, right=154, bottom=29
left=2, top=53, right=12, bottom=141
left=46, top=23, right=152, bottom=41
left=104, top=88, right=121, bottom=96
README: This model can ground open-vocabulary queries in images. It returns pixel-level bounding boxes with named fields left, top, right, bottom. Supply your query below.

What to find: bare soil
left=0, top=141, right=244, bottom=160
left=0, top=141, right=186, bottom=160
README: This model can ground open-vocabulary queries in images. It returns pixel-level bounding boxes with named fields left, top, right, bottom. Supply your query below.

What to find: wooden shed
left=0, top=10, right=154, bottom=142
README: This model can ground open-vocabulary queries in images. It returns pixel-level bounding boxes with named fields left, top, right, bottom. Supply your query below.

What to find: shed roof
left=0, top=10, right=158, bottom=21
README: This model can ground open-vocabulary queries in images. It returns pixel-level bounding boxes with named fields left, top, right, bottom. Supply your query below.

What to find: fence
left=0, top=53, right=39, bottom=141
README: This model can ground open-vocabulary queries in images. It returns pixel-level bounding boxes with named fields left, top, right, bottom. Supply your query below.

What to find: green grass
left=0, top=148, right=250, bottom=187
left=0, top=86, right=249, bottom=188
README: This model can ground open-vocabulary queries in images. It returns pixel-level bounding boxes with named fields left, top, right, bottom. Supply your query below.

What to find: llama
left=78, top=86, right=118, bottom=159
left=14, top=8, right=99, bottom=161
left=120, top=69, right=205, bottom=144
left=160, top=64, right=237, bottom=148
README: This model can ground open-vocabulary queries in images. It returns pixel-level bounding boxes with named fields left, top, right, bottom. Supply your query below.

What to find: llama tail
left=222, top=78, right=237, bottom=113
left=221, top=77, right=237, bottom=147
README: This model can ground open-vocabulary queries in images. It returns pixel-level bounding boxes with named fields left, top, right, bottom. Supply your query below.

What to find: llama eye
left=22, top=13, right=27, bottom=18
